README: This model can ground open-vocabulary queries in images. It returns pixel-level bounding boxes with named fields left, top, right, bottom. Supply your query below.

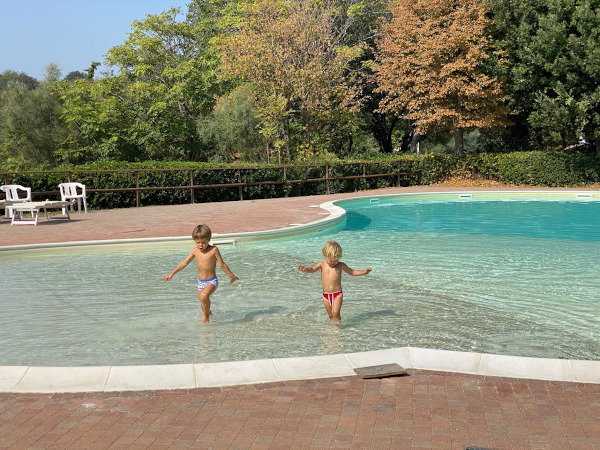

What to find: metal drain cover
left=353, top=363, right=407, bottom=379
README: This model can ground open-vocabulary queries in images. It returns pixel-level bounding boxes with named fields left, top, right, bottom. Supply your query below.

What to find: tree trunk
left=369, top=113, right=398, bottom=153
left=284, top=118, right=291, bottom=160
left=410, top=132, right=420, bottom=154
left=454, top=128, right=464, bottom=154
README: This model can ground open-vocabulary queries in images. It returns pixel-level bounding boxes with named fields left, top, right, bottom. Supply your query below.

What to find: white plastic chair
left=1, top=184, right=32, bottom=218
left=59, top=182, right=87, bottom=214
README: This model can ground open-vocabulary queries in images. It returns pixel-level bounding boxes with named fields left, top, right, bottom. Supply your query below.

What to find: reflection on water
left=1, top=197, right=600, bottom=366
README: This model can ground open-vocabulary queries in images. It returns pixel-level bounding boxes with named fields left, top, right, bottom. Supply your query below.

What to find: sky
left=0, top=0, right=187, bottom=80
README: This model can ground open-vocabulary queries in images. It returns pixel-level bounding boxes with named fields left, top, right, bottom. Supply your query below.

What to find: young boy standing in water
left=298, top=240, right=371, bottom=323
left=164, top=224, right=238, bottom=322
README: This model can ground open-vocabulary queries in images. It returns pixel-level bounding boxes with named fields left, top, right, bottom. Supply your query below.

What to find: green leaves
left=220, top=0, right=364, bottom=160
left=0, top=71, right=67, bottom=169
left=489, top=0, right=600, bottom=149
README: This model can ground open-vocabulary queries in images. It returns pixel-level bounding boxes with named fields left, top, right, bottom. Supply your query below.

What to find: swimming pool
left=1, top=192, right=599, bottom=366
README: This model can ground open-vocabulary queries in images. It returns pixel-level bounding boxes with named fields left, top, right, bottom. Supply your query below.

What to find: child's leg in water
left=323, top=297, right=334, bottom=320
left=198, top=284, right=216, bottom=322
left=323, top=294, right=343, bottom=323
left=332, top=294, right=343, bottom=323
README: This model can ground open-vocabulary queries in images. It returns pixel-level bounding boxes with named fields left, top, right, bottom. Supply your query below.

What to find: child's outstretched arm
left=341, top=263, right=372, bottom=276
left=163, top=251, right=195, bottom=281
left=215, top=247, right=239, bottom=284
left=298, top=262, right=321, bottom=273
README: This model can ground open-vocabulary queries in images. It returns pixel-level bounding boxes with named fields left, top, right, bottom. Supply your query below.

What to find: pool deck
left=2, top=185, right=600, bottom=448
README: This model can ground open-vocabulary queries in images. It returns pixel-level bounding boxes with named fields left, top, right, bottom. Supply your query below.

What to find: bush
left=2, top=151, right=599, bottom=210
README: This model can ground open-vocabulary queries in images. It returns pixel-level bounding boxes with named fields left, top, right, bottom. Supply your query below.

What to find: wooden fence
left=1, top=161, right=419, bottom=207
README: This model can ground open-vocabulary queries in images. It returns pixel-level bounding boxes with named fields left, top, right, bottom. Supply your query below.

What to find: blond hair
left=322, top=241, right=342, bottom=260
left=192, top=224, right=212, bottom=241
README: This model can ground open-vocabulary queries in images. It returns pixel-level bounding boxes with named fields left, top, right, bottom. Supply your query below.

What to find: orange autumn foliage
left=374, top=0, right=510, bottom=138
left=220, top=0, right=362, bottom=156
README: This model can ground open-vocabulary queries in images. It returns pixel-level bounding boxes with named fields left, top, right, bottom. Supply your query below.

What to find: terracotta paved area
left=1, top=372, right=600, bottom=449
left=0, top=185, right=579, bottom=247
left=2, top=185, right=600, bottom=449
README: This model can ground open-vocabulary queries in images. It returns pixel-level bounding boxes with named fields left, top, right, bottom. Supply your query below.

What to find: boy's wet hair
left=192, top=224, right=212, bottom=241
left=322, top=241, right=342, bottom=260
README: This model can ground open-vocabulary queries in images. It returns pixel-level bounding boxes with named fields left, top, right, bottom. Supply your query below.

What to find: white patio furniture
left=8, top=201, right=71, bottom=226
left=58, top=182, right=87, bottom=214
left=1, top=184, right=32, bottom=218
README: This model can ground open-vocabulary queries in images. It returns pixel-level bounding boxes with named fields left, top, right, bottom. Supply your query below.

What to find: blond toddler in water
left=298, top=241, right=371, bottom=323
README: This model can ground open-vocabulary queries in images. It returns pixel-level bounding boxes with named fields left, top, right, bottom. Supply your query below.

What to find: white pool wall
left=2, top=347, right=600, bottom=393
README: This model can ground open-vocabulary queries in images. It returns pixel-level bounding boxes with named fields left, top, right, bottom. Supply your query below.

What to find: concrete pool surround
left=1, top=190, right=600, bottom=393
left=2, top=348, right=600, bottom=394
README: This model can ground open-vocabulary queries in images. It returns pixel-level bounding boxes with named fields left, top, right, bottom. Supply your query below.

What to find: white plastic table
left=1, top=199, right=25, bottom=218
left=8, top=201, right=71, bottom=226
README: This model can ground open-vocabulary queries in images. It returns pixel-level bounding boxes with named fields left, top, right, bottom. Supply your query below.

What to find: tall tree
left=220, top=0, right=363, bottom=160
left=374, top=0, right=510, bottom=153
left=0, top=70, right=38, bottom=91
left=59, top=75, right=140, bottom=163
left=103, top=8, right=202, bottom=159
left=0, top=65, right=67, bottom=168
left=488, top=0, right=600, bottom=151
left=197, top=84, right=265, bottom=162
left=339, top=0, right=413, bottom=154
left=60, top=6, right=231, bottom=162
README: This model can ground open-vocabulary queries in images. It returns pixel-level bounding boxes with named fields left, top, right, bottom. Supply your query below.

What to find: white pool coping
left=1, top=190, right=600, bottom=393
left=2, top=348, right=599, bottom=393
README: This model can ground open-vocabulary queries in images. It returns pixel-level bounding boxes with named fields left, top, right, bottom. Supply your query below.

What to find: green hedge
left=2, top=151, right=599, bottom=210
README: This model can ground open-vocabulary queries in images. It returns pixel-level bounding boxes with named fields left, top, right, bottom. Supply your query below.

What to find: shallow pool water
left=1, top=193, right=599, bottom=366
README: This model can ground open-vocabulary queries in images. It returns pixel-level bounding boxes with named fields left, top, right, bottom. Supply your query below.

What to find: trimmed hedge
left=2, top=151, right=599, bottom=210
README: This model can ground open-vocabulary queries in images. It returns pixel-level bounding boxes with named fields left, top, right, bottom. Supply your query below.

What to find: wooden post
left=397, top=161, right=401, bottom=187
left=237, top=169, right=243, bottom=201
left=326, top=165, right=330, bottom=195
left=135, top=171, right=140, bottom=207
left=189, top=170, right=195, bottom=204
left=363, top=163, right=366, bottom=191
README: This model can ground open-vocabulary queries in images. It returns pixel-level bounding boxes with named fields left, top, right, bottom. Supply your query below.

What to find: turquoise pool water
left=1, top=193, right=599, bottom=366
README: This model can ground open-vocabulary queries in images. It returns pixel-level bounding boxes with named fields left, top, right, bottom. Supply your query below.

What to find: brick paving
left=1, top=373, right=600, bottom=449
left=2, top=185, right=600, bottom=449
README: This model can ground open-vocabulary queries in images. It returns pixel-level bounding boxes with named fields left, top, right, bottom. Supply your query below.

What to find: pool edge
left=2, top=347, right=599, bottom=393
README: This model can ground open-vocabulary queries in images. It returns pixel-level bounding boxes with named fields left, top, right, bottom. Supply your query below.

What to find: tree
left=374, top=0, right=510, bottom=153
left=220, top=0, right=363, bottom=160
left=59, top=7, right=232, bottom=162
left=0, top=70, right=38, bottom=91
left=0, top=65, right=67, bottom=168
left=58, top=75, right=141, bottom=163
left=103, top=8, right=202, bottom=159
left=488, top=0, right=600, bottom=151
left=197, top=84, right=266, bottom=162
left=338, top=0, right=414, bottom=154
left=64, top=71, right=87, bottom=82
left=44, top=63, right=62, bottom=83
